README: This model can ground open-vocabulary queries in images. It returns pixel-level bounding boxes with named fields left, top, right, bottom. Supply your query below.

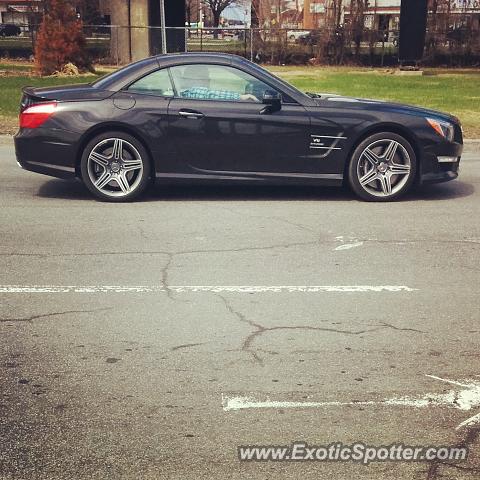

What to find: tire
left=80, top=131, right=151, bottom=202
left=348, top=132, right=417, bottom=202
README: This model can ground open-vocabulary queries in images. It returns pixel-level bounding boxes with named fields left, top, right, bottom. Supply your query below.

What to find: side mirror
left=262, top=90, right=282, bottom=113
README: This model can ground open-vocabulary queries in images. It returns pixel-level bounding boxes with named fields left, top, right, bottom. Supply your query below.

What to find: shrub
left=35, top=0, right=92, bottom=76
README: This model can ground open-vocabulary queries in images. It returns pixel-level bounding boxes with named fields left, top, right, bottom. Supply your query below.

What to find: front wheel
left=80, top=132, right=151, bottom=202
left=348, top=132, right=417, bottom=202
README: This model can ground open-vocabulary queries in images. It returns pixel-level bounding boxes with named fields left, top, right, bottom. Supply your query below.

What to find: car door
left=166, top=63, right=312, bottom=176
left=122, top=67, right=177, bottom=172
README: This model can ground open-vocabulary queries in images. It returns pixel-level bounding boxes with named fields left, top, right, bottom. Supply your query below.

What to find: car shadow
left=407, top=181, right=475, bottom=201
left=36, top=179, right=474, bottom=202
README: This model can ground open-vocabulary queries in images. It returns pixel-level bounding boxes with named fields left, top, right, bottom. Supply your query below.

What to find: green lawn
left=1, top=63, right=479, bottom=137
left=0, top=74, right=99, bottom=134
left=0, top=62, right=32, bottom=72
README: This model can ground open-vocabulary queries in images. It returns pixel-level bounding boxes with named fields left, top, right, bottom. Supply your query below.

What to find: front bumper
left=419, top=134, right=463, bottom=185
left=15, top=128, right=79, bottom=179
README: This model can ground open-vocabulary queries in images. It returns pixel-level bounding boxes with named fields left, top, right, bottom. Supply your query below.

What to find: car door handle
left=178, top=109, right=204, bottom=120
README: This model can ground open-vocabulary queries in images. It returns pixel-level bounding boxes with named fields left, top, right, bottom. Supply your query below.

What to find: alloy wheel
left=87, top=138, right=144, bottom=198
left=357, top=139, right=412, bottom=198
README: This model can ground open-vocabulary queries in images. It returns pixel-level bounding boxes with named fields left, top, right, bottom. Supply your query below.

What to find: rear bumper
left=14, top=128, right=79, bottom=179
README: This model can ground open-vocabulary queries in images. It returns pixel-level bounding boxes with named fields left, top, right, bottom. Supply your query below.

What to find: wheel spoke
left=89, top=151, right=109, bottom=167
left=362, top=148, right=380, bottom=166
left=389, top=162, right=411, bottom=176
left=383, top=141, right=399, bottom=162
left=95, top=171, right=113, bottom=190
left=115, top=172, right=131, bottom=194
left=378, top=173, right=393, bottom=196
left=122, top=159, right=143, bottom=172
left=360, top=168, right=378, bottom=186
left=112, top=139, right=123, bottom=160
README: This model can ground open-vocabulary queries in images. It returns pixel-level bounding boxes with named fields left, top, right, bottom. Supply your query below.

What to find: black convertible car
left=15, top=53, right=463, bottom=202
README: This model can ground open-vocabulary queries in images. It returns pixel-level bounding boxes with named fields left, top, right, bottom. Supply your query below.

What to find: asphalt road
left=1, top=138, right=479, bottom=480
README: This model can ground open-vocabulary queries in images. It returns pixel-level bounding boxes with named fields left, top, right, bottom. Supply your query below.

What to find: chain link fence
left=1, top=24, right=479, bottom=67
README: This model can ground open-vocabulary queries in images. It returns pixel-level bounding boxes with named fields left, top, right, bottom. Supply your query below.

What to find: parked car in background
left=0, top=23, right=21, bottom=37
left=287, top=30, right=310, bottom=42
left=446, top=26, right=470, bottom=45
left=297, top=30, right=322, bottom=46
left=364, top=28, right=389, bottom=43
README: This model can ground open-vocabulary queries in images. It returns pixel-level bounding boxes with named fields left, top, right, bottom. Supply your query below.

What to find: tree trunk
left=213, top=12, right=220, bottom=39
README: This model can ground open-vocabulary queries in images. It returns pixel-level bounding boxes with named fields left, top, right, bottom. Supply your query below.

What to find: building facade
left=0, top=0, right=41, bottom=28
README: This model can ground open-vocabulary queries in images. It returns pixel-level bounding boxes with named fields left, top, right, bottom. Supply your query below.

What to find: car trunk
left=20, top=84, right=114, bottom=111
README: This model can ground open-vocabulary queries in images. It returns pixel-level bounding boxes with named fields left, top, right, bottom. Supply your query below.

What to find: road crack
left=160, top=252, right=175, bottom=300
left=0, top=307, right=111, bottom=323
left=217, top=295, right=420, bottom=366
left=0, top=238, right=326, bottom=259
left=426, top=426, right=480, bottom=479
left=374, top=321, right=425, bottom=334
left=171, top=343, right=205, bottom=352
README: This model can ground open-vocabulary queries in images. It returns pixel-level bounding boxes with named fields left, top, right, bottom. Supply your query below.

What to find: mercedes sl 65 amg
left=15, top=53, right=463, bottom=202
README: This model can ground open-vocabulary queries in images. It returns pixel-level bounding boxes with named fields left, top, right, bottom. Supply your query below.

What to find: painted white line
left=334, top=236, right=364, bottom=251
left=222, top=395, right=376, bottom=411
left=335, top=242, right=364, bottom=251
left=456, top=412, right=480, bottom=430
left=222, top=375, right=480, bottom=430
left=0, top=285, right=418, bottom=294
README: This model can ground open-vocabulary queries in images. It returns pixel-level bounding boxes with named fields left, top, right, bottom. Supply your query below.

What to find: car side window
left=169, top=64, right=278, bottom=103
left=127, top=69, right=174, bottom=97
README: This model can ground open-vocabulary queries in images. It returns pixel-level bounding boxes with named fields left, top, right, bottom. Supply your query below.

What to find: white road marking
left=457, top=412, right=480, bottom=430
left=334, top=236, right=364, bottom=251
left=222, top=395, right=376, bottom=411
left=0, top=285, right=418, bottom=294
left=222, top=375, right=480, bottom=430
left=335, top=242, right=364, bottom=251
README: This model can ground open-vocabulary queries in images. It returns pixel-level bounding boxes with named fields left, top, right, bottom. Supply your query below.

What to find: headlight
left=426, top=117, right=454, bottom=141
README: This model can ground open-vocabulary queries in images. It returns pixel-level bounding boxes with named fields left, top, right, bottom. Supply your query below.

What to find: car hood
left=312, top=93, right=458, bottom=123
left=22, top=84, right=114, bottom=102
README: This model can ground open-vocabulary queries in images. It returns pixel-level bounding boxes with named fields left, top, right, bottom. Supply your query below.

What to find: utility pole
left=160, top=0, right=167, bottom=54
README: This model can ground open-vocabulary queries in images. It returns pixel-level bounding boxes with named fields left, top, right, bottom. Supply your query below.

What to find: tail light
left=19, top=102, right=57, bottom=129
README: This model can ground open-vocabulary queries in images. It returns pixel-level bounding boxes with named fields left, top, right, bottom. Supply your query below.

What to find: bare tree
left=349, top=0, right=367, bottom=58
left=250, top=0, right=260, bottom=27
left=186, top=0, right=200, bottom=27
left=202, top=0, right=237, bottom=29
left=326, top=0, right=346, bottom=63
left=24, top=0, right=44, bottom=52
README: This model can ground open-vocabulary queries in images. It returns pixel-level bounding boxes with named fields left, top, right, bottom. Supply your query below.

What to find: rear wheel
left=80, top=131, right=151, bottom=202
left=348, top=132, right=417, bottom=201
